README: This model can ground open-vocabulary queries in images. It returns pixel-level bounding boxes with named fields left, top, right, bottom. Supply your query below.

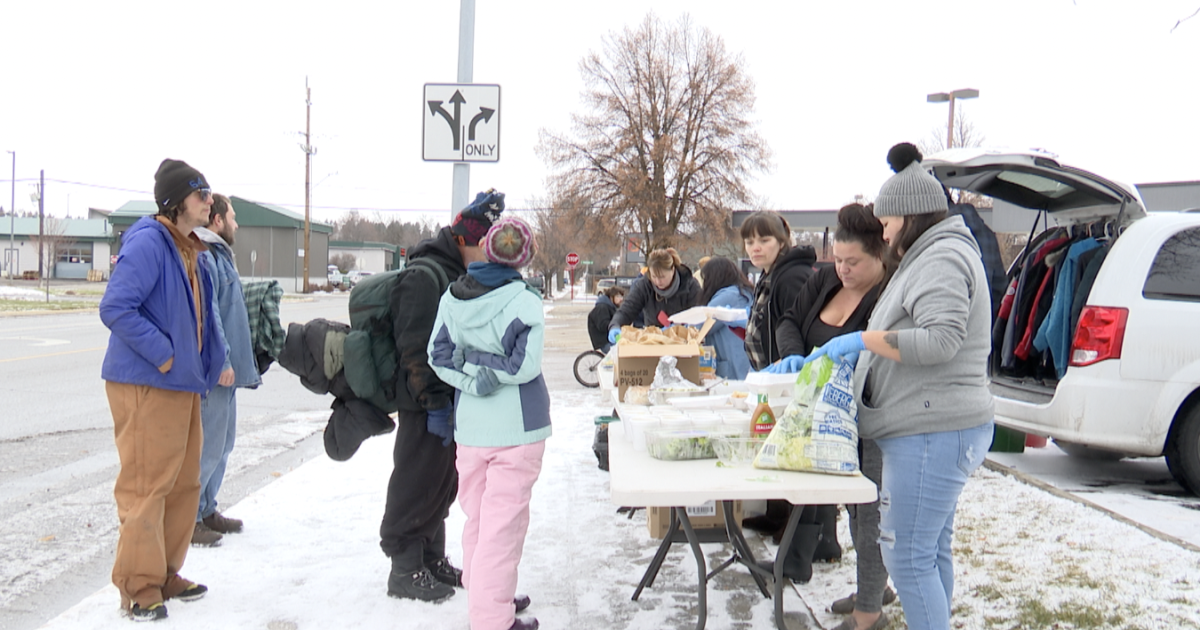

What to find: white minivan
left=925, top=149, right=1200, bottom=494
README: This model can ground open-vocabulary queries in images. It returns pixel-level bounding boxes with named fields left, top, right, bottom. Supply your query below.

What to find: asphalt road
left=0, top=294, right=354, bottom=630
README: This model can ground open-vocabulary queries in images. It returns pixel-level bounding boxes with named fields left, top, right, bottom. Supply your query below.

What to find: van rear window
left=1143, top=227, right=1200, bottom=302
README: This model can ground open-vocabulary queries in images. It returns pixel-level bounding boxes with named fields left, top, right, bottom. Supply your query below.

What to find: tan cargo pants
left=105, top=382, right=203, bottom=609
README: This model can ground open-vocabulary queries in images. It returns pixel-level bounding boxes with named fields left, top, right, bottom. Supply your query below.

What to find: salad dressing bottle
left=750, top=392, right=775, bottom=438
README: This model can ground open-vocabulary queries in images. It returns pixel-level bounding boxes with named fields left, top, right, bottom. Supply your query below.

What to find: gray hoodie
left=853, top=215, right=994, bottom=440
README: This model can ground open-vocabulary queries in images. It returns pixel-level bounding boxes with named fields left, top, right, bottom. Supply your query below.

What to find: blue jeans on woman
left=875, top=422, right=993, bottom=630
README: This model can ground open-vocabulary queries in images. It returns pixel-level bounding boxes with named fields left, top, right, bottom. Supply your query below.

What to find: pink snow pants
left=457, top=440, right=546, bottom=630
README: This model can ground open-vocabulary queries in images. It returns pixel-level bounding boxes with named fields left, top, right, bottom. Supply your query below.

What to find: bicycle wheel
left=573, top=350, right=606, bottom=388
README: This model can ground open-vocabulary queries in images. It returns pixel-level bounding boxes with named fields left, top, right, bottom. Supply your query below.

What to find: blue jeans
left=197, top=385, right=237, bottom=521
left=875, top=422, right=993, bottom=630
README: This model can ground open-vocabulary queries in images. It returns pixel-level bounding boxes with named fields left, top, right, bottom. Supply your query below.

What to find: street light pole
left=926, top=88, right=979, bottom=149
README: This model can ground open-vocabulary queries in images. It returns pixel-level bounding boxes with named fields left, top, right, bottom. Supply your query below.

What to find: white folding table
left=608, top=433, right=878, bottom=630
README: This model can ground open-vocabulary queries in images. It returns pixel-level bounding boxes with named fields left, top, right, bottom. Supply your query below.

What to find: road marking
left=0, top=345, right=105, bottom=363
left=0, top=336, right=71, bottom=346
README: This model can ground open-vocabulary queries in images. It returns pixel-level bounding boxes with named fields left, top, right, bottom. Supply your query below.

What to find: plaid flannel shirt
left=241, top=279, right=285, bottom=366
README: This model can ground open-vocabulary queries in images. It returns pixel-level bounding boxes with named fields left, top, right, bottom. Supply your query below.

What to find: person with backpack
left=428, top=217, right=548, bottom=630
left=380, top=190, right=503, bottom=603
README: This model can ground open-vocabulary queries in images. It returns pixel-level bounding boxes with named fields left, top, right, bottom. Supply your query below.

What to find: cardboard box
left=615, top=319, right=715, bottom=403
left=646, top=500, right=743, bottom=539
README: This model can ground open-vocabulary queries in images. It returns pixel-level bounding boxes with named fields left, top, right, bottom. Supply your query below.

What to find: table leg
left=676, top=507, right=708, bottom=630
left=773, top=505, right=804, bottom=630
left=632, top=510, right=681, bottom=601
left=721, top=501, right=772, bottom=598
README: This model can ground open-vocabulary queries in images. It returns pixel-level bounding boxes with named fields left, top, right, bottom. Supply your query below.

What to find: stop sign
left=565, top=252, right=580, bottom=268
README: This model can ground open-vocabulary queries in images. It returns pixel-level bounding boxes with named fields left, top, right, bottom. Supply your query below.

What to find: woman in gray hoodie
left=805, top=155, right=994, bottom=630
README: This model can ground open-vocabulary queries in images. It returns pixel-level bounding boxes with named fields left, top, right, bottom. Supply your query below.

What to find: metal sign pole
left=451, top=0, right=475, bottom=220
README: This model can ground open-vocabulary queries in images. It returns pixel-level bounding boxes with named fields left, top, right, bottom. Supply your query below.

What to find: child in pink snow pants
left=428, top=216, right=551, bottom=630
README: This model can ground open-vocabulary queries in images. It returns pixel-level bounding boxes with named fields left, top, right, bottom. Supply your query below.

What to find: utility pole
left=451, top=0, right=476, bottom=218
left=6, top=150, right=13, bottom=281
left=37, top=170, right=44, bottom=282
left=300, top=78, right=316, bottom=294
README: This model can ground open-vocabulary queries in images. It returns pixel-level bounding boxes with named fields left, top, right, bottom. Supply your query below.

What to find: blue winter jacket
left=100, top=216, right=225, bottom=394
left=704, top=285, right=752, bottom=380
left=428, top=268, right=552, bottom=448
left=196, top=227, right=261, bottom=389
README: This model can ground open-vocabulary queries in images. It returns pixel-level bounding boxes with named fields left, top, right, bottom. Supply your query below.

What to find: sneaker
left=832, top=611, right=890, bottom=630
left=508, top=618, right=538, bottom=630
left=514, top=594, right=531, bottom=613
left=190, top=522, right=223, bottom=547
left=203, top=511, right=243, bottom=534
left=387, top=567, right=456, bottom=603
left=129, top=602, right=167, bottom=622
left=830, top=586, right=898, bottom=615
left=427, top=557, right=463, bottom=588
left=174, top=583, right=207, bottom=602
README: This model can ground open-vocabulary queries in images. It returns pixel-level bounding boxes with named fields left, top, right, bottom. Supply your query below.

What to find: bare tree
left=31, top=216, right=73, bottom=281
left=538, top=13, right=772, bottom=256
left=920, top=110, right=992, bottom=208
left=329, top=253, right=357, bottom=273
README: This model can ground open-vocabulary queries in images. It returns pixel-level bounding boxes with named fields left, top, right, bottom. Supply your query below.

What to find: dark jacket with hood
left=745, top=245, right=816, bottom=369
left=391, top=227, right=467, bottom=414
left=775, top=264, right=880, bottom=358
left=608, top=264, right=700, bottom=331
left=587, top=294, right=619, bottom=350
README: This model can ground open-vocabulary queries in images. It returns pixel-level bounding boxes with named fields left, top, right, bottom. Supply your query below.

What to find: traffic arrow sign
left=423, top=83, right=501, bottom=162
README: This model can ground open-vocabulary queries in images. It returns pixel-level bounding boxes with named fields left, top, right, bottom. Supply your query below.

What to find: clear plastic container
left=629, top=417, right=661, bottom=451
left=711, top=436, right=766, bottom=467
left=644, top=429, right=719, bottom=461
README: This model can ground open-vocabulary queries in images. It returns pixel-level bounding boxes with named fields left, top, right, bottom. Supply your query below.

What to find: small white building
left=328, top=240, right=403, bottom=274
left=1, top=216, right=113, bottom=279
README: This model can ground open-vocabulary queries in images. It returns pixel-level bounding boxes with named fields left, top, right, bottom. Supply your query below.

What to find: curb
left=982, top=458, right=1200, bottom=553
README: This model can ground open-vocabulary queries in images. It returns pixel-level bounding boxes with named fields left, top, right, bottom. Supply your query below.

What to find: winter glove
left=765, top=355, right=805, bottom=374
left=804, top=331, right=865, bottom=368
left=607, top=328, right=621, bottom=345
left=426, top=406, right=454, bottom=446
left=451, top=345, right=467, bottom=371
left=474, top=366, right=501, bottom=396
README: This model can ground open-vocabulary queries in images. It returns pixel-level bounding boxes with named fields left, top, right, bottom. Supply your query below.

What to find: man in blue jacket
left=99, top=159, right=226, bottom=622
left=191, top=193, right=262, bottom=546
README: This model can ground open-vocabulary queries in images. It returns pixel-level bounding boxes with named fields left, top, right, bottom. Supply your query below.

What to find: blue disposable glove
left=804, top=332, right=865, bottom=368
left=765, top=355, right=805, bottom=374
left=426, top=406, right=454, bottom=446
left=475, top=366, right=501, bottom=396
left=607, top=328, right=620, bottom=345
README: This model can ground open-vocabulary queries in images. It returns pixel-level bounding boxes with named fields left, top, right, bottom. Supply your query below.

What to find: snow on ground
left=0, top=286, right=47, bottom=300
left=40, top=387, right=1200, bottom=629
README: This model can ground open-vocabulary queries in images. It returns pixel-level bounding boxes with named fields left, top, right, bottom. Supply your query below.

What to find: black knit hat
left=451, top=188, right=505, bottom=246
left=154, top=159, right=208, bottom=209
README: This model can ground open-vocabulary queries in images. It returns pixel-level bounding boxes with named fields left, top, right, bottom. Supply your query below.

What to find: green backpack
left=343, top=259, right=450, bottom=411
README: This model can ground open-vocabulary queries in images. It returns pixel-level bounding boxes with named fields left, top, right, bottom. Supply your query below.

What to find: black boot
left=812, top=504, right=842, bottom=563
left=423, top=526, right=463, bottom=587
left=758, top=523, right=822, bottom=583
left=388, top=546, right=455, bottom=602
left=743, top=499, right=790, bottom=534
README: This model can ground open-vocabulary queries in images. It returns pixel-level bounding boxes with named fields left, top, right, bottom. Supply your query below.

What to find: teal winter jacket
left=428, top=273, right=552, bottom=448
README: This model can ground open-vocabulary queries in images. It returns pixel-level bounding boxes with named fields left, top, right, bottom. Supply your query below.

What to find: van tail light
left=1069, top=306, right=1128, bottom=367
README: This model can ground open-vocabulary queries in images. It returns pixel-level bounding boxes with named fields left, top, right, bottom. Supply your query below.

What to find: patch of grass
left=1014, top=598, right=1125, bottom=629
left=990, top=559, right=1020, bottom=583
left=0, top=299, right=97, bottom=312
left=1051, top=564, right=1105, bottom=590
left=973, top=584, right=1005, bottom=602
left=51, top=287, right=105, bottom=297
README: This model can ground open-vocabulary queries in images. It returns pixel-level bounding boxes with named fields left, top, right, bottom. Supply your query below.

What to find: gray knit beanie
left=874, top=160, right=948, bottom=217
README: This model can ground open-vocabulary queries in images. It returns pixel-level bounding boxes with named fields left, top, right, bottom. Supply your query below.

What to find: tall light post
left=6, top=150, right=13, bottom=280
left=926, top=88, right=979, bottom=149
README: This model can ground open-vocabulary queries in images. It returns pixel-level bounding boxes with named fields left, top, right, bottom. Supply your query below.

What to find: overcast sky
left=1, top=0, right=1197, bottom=226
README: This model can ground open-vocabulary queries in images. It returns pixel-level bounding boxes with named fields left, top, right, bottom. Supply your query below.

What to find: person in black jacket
left=741, top=211, right=817, bottom=370
left=588, top=286, right=626, bottom=351
left=766, top=203, right=895, bottom=630
left=606, top=248, right=700, bottom=342
left=380, top=190, right=501, bottom=603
